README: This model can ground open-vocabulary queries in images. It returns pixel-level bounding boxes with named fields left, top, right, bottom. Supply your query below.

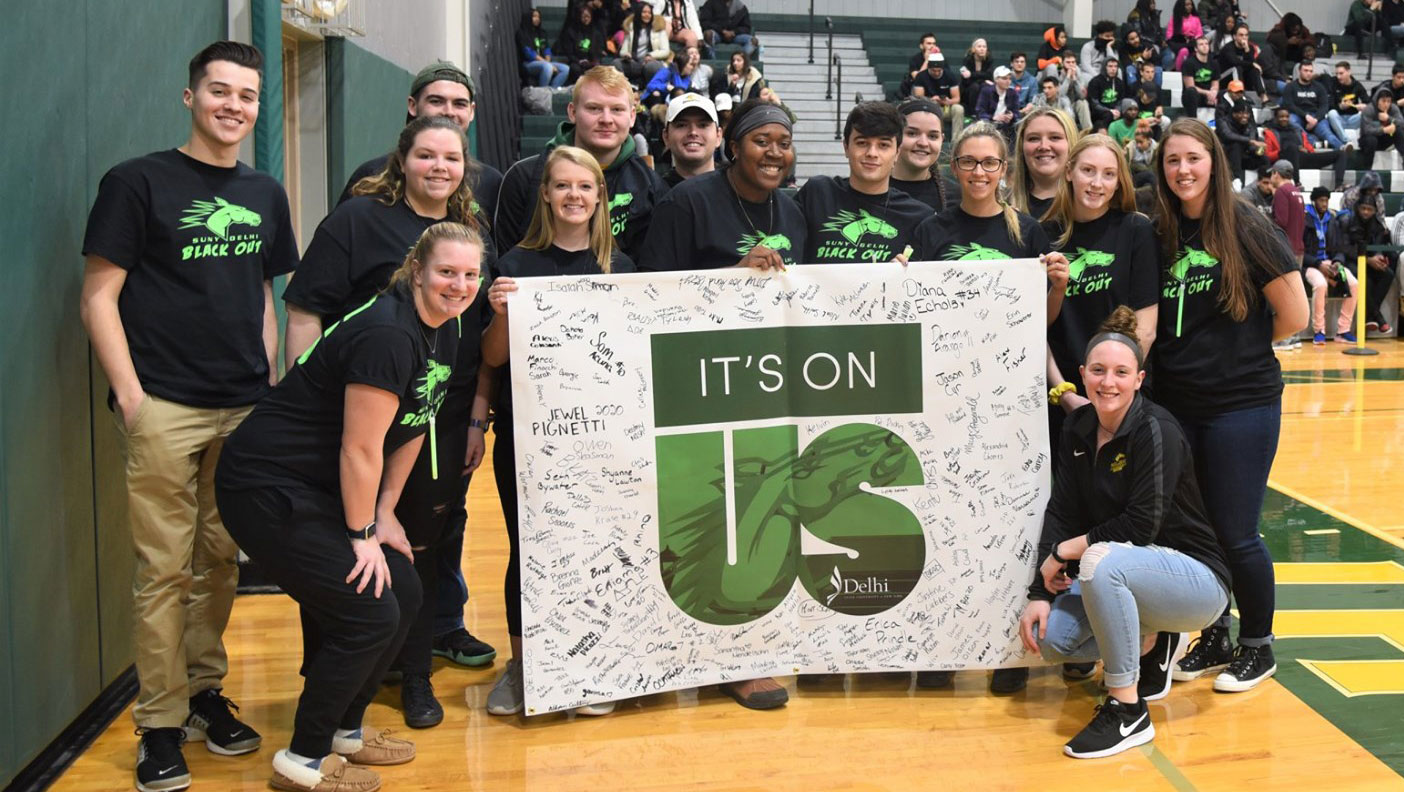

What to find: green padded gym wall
left=325, top=38, right=416, bottom=207
left=0, top=1, right=226, bottom=784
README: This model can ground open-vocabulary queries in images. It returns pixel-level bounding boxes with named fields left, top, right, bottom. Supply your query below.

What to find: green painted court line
left=1142, top=744, right=1199, bottom=792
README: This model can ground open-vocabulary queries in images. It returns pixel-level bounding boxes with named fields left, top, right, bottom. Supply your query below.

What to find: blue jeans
left=1290, top=112, right=1346, bottom=149
left=1330, top=109, right=1362, bottom=132
left=706, top=30, right=756, bottom=56
left=1038, top=544, right=1228, bottom=689
left=1173, top=401, right=1281, bottom=645
left=433, top=514, right=470, bottom=636
left=525, top=59, right=569, bottom=87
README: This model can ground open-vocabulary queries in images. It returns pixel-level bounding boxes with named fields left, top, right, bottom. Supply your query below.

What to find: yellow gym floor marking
left=1298, top=659, right=1404, bottom=697
left=1274, top=561, right=1404, bottom=584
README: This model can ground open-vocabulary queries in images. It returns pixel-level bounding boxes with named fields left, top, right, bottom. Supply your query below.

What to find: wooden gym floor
left=50, top=341, right=1404, bottom=791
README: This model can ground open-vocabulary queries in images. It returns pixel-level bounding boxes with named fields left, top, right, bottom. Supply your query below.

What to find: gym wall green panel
left=325, top=37, right=415, bottom=206
left=0, top=1, right=225, bottom=785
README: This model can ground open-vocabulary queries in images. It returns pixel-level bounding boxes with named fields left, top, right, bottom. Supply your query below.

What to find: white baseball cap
left=713, top=92, right=734, bottom=111
left=666, top=92, right=719, bottom=124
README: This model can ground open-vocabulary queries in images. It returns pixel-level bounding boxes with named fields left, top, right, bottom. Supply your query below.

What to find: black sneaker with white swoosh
left=135, top=727, right=191, bottom=792
left=184, top=688, right=262, bottom=755
left=1063, top=697, right=1155, bottom=759
left=1138, top=631, right=1186, bottom=701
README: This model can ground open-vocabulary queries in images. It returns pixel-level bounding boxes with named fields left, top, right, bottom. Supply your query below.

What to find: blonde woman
left=481, top=146, right=634, bottom=718
left=1009, top=106, right=1077, bottom=220
left=216, top=223, right=485, bottom=791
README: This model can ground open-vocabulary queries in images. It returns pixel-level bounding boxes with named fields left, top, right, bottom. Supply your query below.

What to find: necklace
left=728, top=170, right=774, bottom=238
left=417, top=321, right=439, bottom=355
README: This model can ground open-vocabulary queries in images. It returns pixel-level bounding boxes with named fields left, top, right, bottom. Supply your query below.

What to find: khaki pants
left=116, top=394, right=252, bottom=728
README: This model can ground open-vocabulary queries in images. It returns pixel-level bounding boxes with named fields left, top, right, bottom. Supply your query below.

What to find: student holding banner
left=796, top=102, right=931, bottom=265
left=907, top=121, right=1069, bottom=694
left=635, top=99, right=798, bottom=709
left=215, top=222, right=485, bottom=790
left=640, top=98, right=806, bottom=274
left=1151, top=118, right=1307, bottom=693
left=1019, top=306, right=1232, bottom=759
left=1009, top=107, right=1077, bottom=221
left=1042, top=134, right=1158, bottom=438
left=480, top=146, right=636, bottom=717
left=283, top=114, right=496, bottom=729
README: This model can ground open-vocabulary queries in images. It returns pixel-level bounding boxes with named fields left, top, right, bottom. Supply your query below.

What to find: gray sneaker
left=485, top=659, right=524, bottom=715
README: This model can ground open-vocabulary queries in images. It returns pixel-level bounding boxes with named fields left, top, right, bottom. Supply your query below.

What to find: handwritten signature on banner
left=510, top=261, right=1049, bottom=714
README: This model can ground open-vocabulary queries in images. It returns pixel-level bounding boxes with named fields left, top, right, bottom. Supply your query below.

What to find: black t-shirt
left=494, top=139, right=667, bottom=261
left=1026, top=193, right=1055, bottom=222
left=1184, top=53, right=1216, bottom=90
left=638, top=170, right=808, bottom=271
left=795, top=177, right=932, bottom=264
left=283, top=196, right=492, bottom=390
left=1151, top=206, right=1298, bottom=417
left=217, top=284, right=459, bottom=498
left=890, top=176, right=949, bottom=213
left=914, top=68, right=960, bottom=99
left=491, top=244, right=636, bottom=416
left=82, top=149, right=299, bottom=408
left=338, top=153, right=504, bottom=224
left=911, top=205, right=1051, bottom=262
left=1044, top=211, right=1159, bottom=393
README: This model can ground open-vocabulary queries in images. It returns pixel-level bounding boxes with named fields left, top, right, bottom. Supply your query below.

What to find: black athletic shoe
left=915, top=670, right=955, bottom=689
left=1063, top=697, right=1154, bottom=759
left=990, top=667, right=1029, bottom=694
left=1213, top=644, right=1277, bottom=692
left=401, top=673, right=445, bottom=728
left=1138, top=632, right=1185, bottom=701
left=1063, top=662, right=1097, bottom=680
left=135, top=727, right=191, bottom=792
left=184, top=689, right=261, bottom=755
left=432, top=628, right=497, bottom=667
left=1173, top=625, right=1234, bottom=681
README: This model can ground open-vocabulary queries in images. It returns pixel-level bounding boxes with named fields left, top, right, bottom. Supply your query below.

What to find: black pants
left=1222, top=139, right=1269, bottom=181
left=1275, top=137, right=1348, bottom=185
left=217, top=486, right=421, bottom=758
left=1090, top=104, right=1115, bottom=131
left=392, top=391, right=472, bottom=675
left=1183, top=86, right=1206, bottom=116
left=1345, top=17, right=1390, bottom=54
left=492, top=417, right=523, bottom=637
left=1360, top=129, right=1404, bottom=168
left=1365, top=260, right=1400, bottom=325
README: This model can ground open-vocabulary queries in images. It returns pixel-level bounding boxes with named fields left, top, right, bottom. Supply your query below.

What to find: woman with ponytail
left=908, top=121, right=1069, bottom=695
left=1151, top=117, right=1307, bottom=693
left=1019, top=306, right=1231, bottom=759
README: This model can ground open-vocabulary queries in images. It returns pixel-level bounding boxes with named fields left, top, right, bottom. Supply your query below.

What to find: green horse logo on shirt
left=1101, top=86, right=1119, bottom=104
left=1194, top=67, right=1213, bottom=84
left=738, top=232, right=793, bottom=254
left=945, top=242, right=1009, bottom=261
left=403, top=359, right=453, bottom=426
left=822, top=209, right=899, bottom=244
left=609, top=192, right=634, bottom=210
left=1068, top=247, right=1115, bottom=281
left=178, top=197, right=262, bottom=239
left=1170, top=246, right=1218, bottom=281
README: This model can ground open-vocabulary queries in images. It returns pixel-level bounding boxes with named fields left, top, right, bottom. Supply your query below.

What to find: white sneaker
left=573, top=701, right=617, bottom=716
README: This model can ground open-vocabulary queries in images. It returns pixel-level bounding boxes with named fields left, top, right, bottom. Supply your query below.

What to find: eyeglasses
left=954, top=156, right=1005, bottom=172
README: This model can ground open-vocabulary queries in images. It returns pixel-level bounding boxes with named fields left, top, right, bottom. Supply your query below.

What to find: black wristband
left=1050, top=544, right=1069, bottom=564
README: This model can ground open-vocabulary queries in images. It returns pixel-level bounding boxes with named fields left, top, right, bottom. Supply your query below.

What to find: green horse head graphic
left=416, top=360, right=453, bottom=405
left=946, top=242, right=1008, bottom=261
left=1169, top=246, right=1218, bottom=281
left=822, top=209, right=900, bottom=244
left=1068, top=247, right=1115, bottom=281
left=178, top=197, right=262, bottom=239
left=608, top=192, right=634, bottom=210
left=739, top=232, right=793, bottom=254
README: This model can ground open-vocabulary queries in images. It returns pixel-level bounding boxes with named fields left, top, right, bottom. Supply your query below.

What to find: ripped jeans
left=1037, top=542, right=1228, bottom=689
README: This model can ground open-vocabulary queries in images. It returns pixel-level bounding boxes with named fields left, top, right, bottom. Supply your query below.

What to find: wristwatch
left=348, top=521, right=376, bottom=541
left=469, top=418, right=487, bottom=430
